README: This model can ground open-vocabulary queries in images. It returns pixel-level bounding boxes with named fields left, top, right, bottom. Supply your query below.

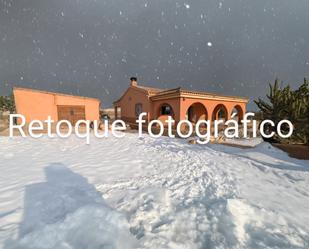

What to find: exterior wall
left=115, top=87, right=151, bottom=123
left=13, top=88, right=100, bottom=123
left=14, top=89, right=57, bottom=123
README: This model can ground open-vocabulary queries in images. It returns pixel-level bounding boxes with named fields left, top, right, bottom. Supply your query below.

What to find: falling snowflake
left=104, top=88, right=110, bottom=95
left=184, top=3, right=190, bottom=9
left=157, top=29, right=162, bottom=38
left=78, top=32, right=84, bottom=38
left=207, top=42, right=213, bottom=47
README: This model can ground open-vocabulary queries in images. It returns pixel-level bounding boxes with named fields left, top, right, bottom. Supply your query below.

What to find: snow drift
left=0, top=134, right=309, bottom=248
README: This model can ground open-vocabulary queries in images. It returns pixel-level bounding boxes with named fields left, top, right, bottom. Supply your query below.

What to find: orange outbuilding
left=114, top=78, right=249, bottom=126
left=13, top=87, right=100, bottom=124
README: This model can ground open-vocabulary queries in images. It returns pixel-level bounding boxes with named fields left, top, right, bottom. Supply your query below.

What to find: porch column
left=227, top=108, right=233, bottom=121
left=207, top=111, right=212, bottom=121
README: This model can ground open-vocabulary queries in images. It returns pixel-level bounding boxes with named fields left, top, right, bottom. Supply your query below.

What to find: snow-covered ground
left=0, top=134, right=309, bottom=249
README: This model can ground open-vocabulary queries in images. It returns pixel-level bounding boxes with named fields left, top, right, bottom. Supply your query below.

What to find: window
left=135, top=103, right=143, bottom=117
left=160, top=105, right=173, bottom=115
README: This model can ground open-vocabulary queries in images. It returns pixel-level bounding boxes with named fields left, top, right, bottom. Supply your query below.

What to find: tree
left=255, top=79, right=309, bottom=144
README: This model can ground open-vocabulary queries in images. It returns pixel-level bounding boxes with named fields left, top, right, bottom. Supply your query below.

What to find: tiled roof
left=149, top=87, right=249, bottom=101
left=114, top=83, right=249, bottom=105
left=135, top=85, right=165, bottom=95
left=136, top=85, right=248, bottom=100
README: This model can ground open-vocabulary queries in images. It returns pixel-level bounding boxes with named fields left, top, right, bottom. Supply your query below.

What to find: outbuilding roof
left=13, top=87, right=101, bottom=102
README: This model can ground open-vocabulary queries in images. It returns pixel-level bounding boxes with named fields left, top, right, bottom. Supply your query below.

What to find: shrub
left=0, top=93, right=15, bottom=113
left=255, top=79, right=309, bottom=144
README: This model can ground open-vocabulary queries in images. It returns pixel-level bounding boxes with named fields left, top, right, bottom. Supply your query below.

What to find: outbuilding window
left=135, top=103, right=143, bottom=117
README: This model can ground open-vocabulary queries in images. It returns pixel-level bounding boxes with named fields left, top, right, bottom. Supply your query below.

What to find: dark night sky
left=0, top=0, right=309, bottom=109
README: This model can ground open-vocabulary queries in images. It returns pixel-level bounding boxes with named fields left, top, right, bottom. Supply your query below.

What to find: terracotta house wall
left=115, top=87, right=151, bottom=123
left=13, top=88, right=100, bottom=123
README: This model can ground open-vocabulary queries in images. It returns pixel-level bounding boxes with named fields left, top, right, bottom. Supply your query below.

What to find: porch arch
left=185, top=102, right=208, bottom=123
left=231, top=105, right=244, bottom=123
left=212, top=104, right=228, bottom=121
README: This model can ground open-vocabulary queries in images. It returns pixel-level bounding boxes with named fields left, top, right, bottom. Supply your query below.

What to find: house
left=113, top=78, right=248, bottom=127
left=13, top=87, right=100, bottom=124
